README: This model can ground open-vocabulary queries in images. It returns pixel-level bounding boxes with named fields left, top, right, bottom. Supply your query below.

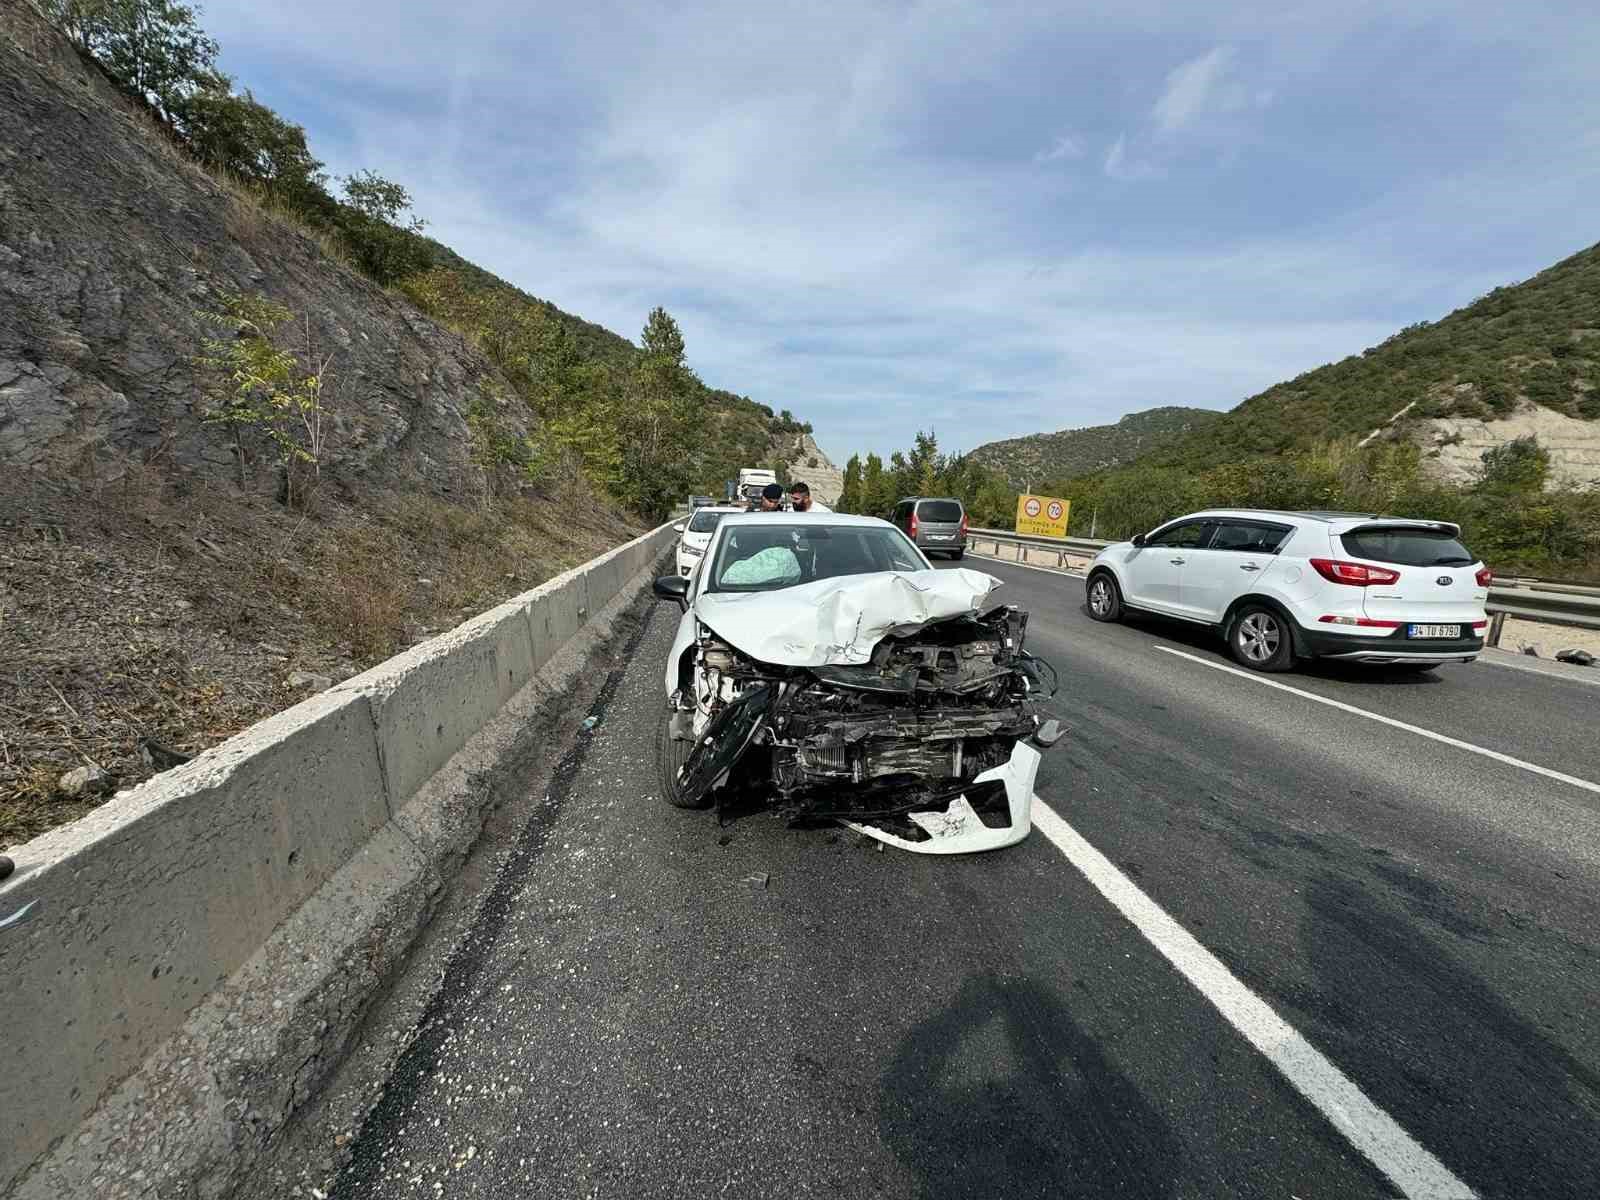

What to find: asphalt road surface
left=293, top=556, right=1599, bottom=1200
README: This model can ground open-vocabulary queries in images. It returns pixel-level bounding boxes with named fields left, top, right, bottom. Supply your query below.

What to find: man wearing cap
left=787, top=481, right=831, bottom=513
left=750, top=482, right=786, bottom=511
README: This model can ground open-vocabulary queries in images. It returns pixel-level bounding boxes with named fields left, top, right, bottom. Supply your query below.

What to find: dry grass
left=0, top=456, right=642, bottom=849
left=314, top=524, right=412, bottom=661
left=0, top=765, right=97, bottom=849
left=214, top=170, right=359, bottom=272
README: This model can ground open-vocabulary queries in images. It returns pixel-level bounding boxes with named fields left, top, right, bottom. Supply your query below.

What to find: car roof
left=1171, top=509, right=1461, bottom=533
left=717, top=511, right=892, bottom=528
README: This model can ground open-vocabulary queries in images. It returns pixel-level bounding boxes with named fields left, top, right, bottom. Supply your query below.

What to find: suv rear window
left=1340, top=527, right=1475, bottom=567
left=917, top=500, right=963, bottom=522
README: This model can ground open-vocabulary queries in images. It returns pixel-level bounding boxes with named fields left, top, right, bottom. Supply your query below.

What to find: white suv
left=1085, top=510, right=1491, bottom=672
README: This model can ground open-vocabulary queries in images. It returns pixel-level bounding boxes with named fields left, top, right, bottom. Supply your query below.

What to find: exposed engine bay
left=664, top=602, right=1062, bottom=852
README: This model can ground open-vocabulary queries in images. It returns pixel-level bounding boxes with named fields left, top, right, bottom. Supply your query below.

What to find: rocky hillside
left=782, top=432, right=844, bottom=504
left=0, top=3, right=518, bottom=491
left=968, top=406, right=1222, bottom=488
left=0, top=0, right=804, bottom=847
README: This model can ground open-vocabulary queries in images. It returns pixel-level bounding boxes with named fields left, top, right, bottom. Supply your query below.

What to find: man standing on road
left=788, top=481, right=831, bottom=513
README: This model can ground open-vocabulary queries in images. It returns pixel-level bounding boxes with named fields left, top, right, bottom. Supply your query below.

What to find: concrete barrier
left=0, top=522, right=677, bottom=1199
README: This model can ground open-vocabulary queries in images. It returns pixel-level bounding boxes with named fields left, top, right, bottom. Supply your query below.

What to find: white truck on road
left=736, top=468, right=779, bottom=506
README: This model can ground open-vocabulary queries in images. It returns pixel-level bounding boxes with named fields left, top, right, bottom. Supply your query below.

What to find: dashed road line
left=1030, top=795, right=1477, bottom=1199
left=1155, top=645, right=1600, bottom=798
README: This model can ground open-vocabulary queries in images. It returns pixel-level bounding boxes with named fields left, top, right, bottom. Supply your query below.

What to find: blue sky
left=204, top=0, right=1600, bottom=462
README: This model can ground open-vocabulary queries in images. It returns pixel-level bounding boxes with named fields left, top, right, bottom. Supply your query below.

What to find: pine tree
left=839, top=454, right=863, bottom=513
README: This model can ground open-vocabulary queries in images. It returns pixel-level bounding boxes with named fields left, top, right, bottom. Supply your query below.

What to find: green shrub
left=194, top=292, right=331, bottom=508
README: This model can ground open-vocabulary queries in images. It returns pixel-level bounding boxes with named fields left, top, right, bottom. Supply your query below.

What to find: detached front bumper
left=844, top=741, right=1042, bottom=855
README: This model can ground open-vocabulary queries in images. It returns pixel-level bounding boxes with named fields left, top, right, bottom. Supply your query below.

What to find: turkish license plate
left=1407, top=624, right=1460, bottom=639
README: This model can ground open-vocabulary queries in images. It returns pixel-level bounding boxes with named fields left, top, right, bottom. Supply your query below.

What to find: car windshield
left=1341, top=527, right=1476, bottom=567
left=706, top=524, right=927, bottom=593
left=687, top=509, right=731, bottom=534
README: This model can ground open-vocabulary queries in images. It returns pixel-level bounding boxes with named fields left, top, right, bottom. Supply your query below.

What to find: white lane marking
left=1030, top=797, right=1476, bottom=1199
left=1155, top=646, right=1600, bottom=798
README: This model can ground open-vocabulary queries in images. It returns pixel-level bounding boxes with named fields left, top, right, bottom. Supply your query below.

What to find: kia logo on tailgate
left=1436, top=576, right=1454, bottom=586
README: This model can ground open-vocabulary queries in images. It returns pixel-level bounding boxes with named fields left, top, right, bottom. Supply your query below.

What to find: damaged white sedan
left=652, top=513, right=1062, bottom=854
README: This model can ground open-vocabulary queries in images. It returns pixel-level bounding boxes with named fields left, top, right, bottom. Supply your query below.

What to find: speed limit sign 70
left=1015, top=493, right=1071, bottom=538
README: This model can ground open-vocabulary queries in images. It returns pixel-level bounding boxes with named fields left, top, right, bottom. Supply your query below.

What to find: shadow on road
left=1082, top=603, right=1451, bottom=687
left=878, top=971, right=1180, bottom=1199
left=1299, top=872, right=1600, bottom=1199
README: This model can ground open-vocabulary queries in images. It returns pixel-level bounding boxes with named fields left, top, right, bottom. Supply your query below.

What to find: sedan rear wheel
left=1229, top=605, right=1293, bottom=672
left=1086, top=572, right=1123, bottom=623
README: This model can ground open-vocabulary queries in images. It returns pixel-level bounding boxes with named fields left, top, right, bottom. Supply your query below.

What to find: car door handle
left=1239, top=563, right=1261, bottom=571
left=1169, top=557, right=1186, bottom=565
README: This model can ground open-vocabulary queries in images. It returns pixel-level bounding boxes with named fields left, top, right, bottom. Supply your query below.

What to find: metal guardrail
left=965, top=528, right=1600, bottom=632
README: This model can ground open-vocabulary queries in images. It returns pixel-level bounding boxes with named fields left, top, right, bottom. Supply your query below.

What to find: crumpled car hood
left=691, top=568, right=1003, bottom=667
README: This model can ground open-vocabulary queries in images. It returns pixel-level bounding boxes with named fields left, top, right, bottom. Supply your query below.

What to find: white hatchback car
left=1085, top=509, right=1491, bottom=672
left=673, top=505, right=746, bottom=578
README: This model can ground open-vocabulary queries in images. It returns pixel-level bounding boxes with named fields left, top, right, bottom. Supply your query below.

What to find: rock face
left=783, top=432, right=844, bottom=505
left=0, top=0, right=523, bottom=497
left=1416, top=400, right=1600, bottom=490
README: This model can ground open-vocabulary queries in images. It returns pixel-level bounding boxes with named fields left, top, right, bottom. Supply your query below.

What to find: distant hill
left=1129, top=240, right=1600, bottom=477
left=968, top=407, right=1223, bottom=487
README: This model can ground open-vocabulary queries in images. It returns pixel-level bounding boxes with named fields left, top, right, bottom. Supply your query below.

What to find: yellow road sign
left=1016, top=494, right=1070, bottom=538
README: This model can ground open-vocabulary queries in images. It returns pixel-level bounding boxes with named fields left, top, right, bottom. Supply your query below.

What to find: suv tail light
left=909, top=512, right=919, bottom=538
left=1309, top=558, right=1401, bottom=587
left=959, top=513, right=969, bottom=536
left=1475, top=566, right=1493, bottom=587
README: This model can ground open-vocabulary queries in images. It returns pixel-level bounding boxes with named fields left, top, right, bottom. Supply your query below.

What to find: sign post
left=1015, top=494, right=1071, bottom=538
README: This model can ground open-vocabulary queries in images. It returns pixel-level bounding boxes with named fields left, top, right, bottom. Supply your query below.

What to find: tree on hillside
left=639, top=304, right=686, bottom=364
left=38, top=0, right=221, bottom=123
left=839, top=454, right=862, bottom=512
left=860, top=453, right=888, bottom=516
left=337, top=170, right=431, bottom=284
left=180, top=85, right=326, bottom=204
left=1476, top=436, right=1549, bottom=496
left=616, top=307, right=702, bottom=518
left=906, top=430, right=940, bottom=496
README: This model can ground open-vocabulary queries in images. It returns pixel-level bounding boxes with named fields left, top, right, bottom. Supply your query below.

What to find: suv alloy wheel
left=1086, top=572, right=1123, bottom=622
left=1229, top=604, right=1293, bottom=672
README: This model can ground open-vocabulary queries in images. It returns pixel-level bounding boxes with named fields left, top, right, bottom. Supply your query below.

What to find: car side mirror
left=673, top=523, right=686, bottom=533
left=653, top=574, right=691, bottom=610
left=1131, top=533, right=1146, bottom=548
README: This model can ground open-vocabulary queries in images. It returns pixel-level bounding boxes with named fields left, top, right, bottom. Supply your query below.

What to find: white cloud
left=1152, top=45, right=1241, bottom=133
left=1102, top=134, right=1161, bottom=181
left=196, top=0, right=1600, bottom=461
left=1033, top=134, right=1083, bottom=164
